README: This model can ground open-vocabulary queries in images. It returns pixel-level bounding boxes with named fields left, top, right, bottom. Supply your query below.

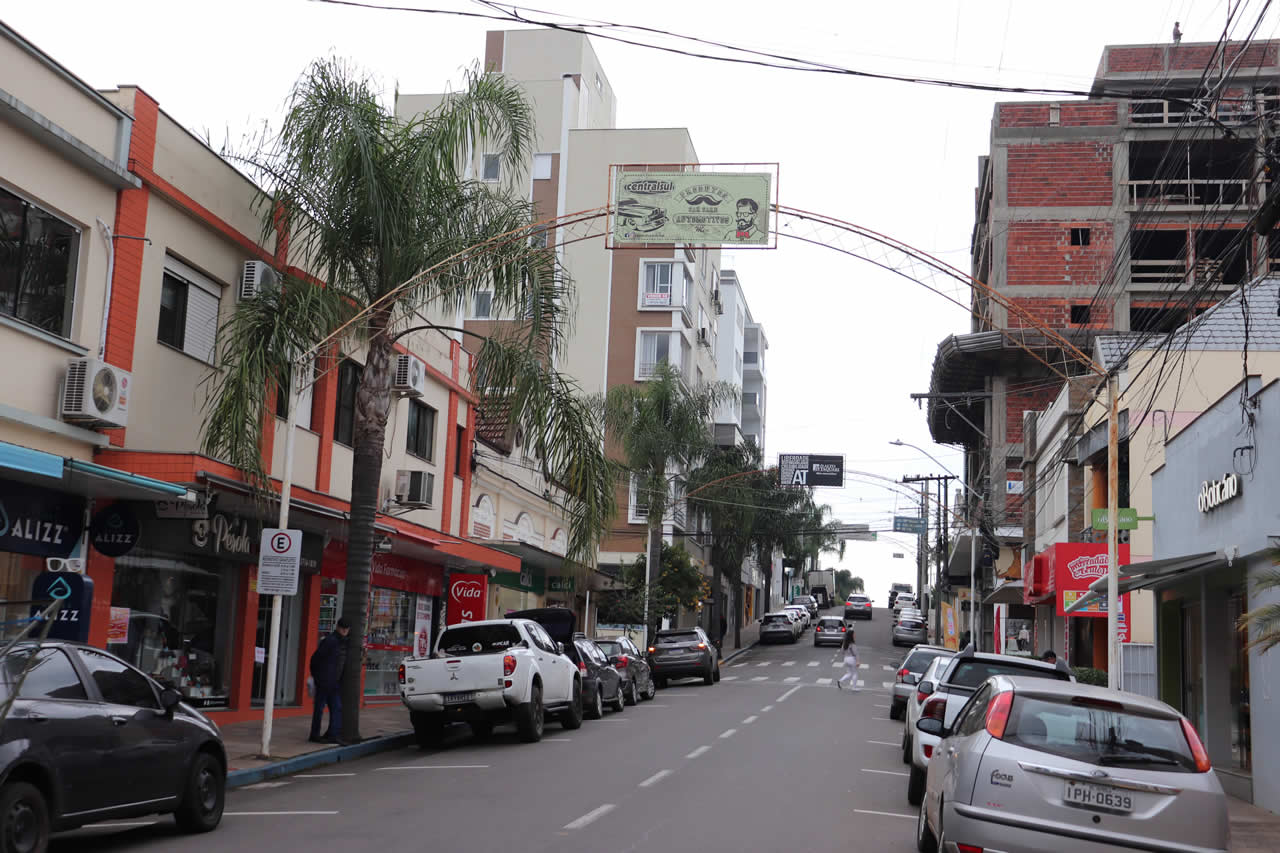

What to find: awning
left=0, top=440, right=195, bottom=502
left=984, top=579, right=1024, bottom=605
left=479, top=539, right=572, bottom=574
left=1064, top=551, right=1226, bottom=613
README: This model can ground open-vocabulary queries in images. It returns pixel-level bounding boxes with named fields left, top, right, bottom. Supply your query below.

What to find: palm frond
left=1237, top=565, right=1280, bottom=654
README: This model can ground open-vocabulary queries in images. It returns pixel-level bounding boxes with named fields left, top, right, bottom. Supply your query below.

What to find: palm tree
left=1238, top=561, right=1280, bottom=653
left=602, top=363, right=734, bottom=642
left=748, top=478, right=843, bottom=611
left=202, top=59, right=617, bottom=741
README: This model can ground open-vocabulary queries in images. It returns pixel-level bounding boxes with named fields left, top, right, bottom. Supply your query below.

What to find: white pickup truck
left=399, top=618, right=583, bottom=745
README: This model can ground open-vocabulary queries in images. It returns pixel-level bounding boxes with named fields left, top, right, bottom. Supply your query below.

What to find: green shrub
left=1072, top=666, right=1108, bottom=686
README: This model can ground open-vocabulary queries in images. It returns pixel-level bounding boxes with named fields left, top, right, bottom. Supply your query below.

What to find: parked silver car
left=915, top=675, right=1227, bottom=853
left=890, top=644, right=950, bottom=721
left=902, top=655, right=952, bottom=764
left=892, top=611, right=928, bottom=647
left=759, top=611, right=799, bottom=644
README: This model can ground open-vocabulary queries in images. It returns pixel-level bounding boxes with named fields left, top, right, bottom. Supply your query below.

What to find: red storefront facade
left=1025, top=542, right=1131, bottom=669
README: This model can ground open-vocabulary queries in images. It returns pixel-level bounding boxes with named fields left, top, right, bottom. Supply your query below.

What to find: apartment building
left=0, top=23, right=520, bottom=724
left=398, top=29, right=733, bottom=624
left=926, top=37, right=1279, bottom=650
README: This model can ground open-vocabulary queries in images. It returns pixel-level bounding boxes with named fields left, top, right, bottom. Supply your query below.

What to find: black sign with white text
left=0, top=480, right=84, bottom=559
left=779, top=454, right=844, bottom=488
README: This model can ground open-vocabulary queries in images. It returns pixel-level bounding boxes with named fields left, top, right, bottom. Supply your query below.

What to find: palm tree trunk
left=710, top=545, right=723, bottom=654
left=340, top=310, right=396, bottom=743
left=732, top=578, right=742, bottom=649
left=646, top=518, right=662, bottom=641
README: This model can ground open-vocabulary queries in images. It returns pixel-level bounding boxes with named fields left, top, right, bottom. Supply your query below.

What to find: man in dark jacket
left=309, top=618, right=351, bottom=744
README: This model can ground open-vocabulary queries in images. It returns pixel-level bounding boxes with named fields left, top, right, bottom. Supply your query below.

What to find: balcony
left=742, top=391, right=760, bottom=413
left=1125, top=178, right=1252, bottom=210
left=743, top=349, right=763, bottom=376
left=1126, top=95, right=1277, bottom=127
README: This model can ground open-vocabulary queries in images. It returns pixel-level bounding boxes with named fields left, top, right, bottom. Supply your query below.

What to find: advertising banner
left=446, top=572, right=489, bottom=625
left=0, top=480, right=84, bottom=559
left=1050, top=543, right=1132, bottom=642
left=779, top=453, right=845, bottom=488
left=612, top=171, right=772, bottom=246
left=414, top=596, right=434, bottom=657
left=941, top=601, right=958, bottom=650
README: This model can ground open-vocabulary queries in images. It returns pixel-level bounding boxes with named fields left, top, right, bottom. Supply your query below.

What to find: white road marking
left=777, top=686, right=803, bottom=702
left=296, top=773, right=356, bottom=778
left=639, top=770, right=672, bottom=788
left=732, top=663, right=749, bottom=668
left=782, top=661, right=796, bottom=667
left=807, top=661, right=819, bottom=667
left=859, top=663, right=870, bottom=669
left=376, top=765, right=490, bottom=771
left=816, top=677, right=833, bottom=685
left=868, top=740, right=899, bottom=746
left=225, top=811, right=340, bottom=816
left=756, top=662, right=771, bottom=667
left=83, top=822, right=157, bottom=828
left=783, top=676, right=800, bottom=683
left=565, top=804, right=616, bottom=830
left=719, top=728, right=738, bottom=738
left=751, top=675, right=769, bottom=682
left=722, top=675, right=739, bottom=681
left=875, top=704, right=890, bottom=708
left=853, top=808, right=915, bottom=819
left=883, top=664, right=896, bottom=671
left=240, top=781, right=291, bottom=789
left=861, top=768, right=910, bottom=777
left=760, top=704, right=774, bottom=712
left=831, top=661, right=842, bottom=667
left=686, top=745, right=711, bottom=758
left=882, top=682, right=896, bottom=689
left=648, top=704, right=670, bottom=707
left=742, top=715, right=758, bottom=724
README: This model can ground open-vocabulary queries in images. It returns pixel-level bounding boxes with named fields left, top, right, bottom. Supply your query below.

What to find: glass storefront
left=109, top=549, right=238, bottom=708
left=365, top=586, right=417, bottom=697
left=1229, top=593, right=1252, bottom=772
left=252, top=586, right=303, bottom=706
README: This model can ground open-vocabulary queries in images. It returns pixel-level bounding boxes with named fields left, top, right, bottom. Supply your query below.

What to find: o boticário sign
left=1197, top=472, right=1240, bottom=513
left=612, top=171, right=772, bottom=246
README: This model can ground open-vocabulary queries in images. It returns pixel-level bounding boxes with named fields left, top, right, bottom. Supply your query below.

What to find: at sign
left=447, top=573, right=489, bottom=625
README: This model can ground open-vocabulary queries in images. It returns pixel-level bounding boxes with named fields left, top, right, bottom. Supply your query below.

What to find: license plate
left=1064, top=781, right=1133, bottom=812
left=443, top=692, right=476, bottom=705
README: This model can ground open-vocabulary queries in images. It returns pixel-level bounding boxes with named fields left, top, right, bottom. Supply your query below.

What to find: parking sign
left=257, top=528, right=302, bottom=596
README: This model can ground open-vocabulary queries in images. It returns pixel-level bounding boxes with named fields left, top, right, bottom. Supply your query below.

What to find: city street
left=53, top=609, right=918, bottom=853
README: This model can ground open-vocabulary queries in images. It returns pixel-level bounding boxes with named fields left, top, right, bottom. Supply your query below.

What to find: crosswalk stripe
left=817, top=677, right=833, bottom=685
left=859, top=663, right=870, bottom=669
left=831, top=661, right=842, bottom=667
left=751, top=676, right=769, bottom=682
left=883, top=664, right=896, bottom=671
left=781, top=661, right=795, bottom=667
left=784, top=676, right=800, bottom=683
left=807, top=661, right=818, bottom=667
left=722, top=676, right=739, bottom=682
left=732, top=663, right=749, bottom=668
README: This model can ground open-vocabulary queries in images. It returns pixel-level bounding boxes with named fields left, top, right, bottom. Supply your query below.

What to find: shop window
left=366, top=587, right=418, bottom=697
left=108, top=550, right=238, bottom=708
left=334, top=359, right=362, bottom=447
left=157, top=261, right=220, bottom=364
left=0, top=184, right=79, bottom=338
left=407, top=400, right=436, bottom=461
left=78, top=648, right=160, bottom=709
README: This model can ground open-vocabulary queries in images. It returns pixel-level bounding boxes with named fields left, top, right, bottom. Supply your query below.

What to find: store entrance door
left=253, top=592, right=303, bottom=706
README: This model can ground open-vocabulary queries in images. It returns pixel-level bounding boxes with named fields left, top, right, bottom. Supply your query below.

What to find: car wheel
left=609, top=681, right=626, bottom=713
left=560, top=678, right=584, bottom=730
left=907, top=763, right=926, bottom=806
left=469, top=721, right=494, bottom=741
left=890, top=700, right=905, bottom=721
left=703, top=662, right=715, bottom=686
left=902, top=731, right=912, bottom=764
left=915, top=796, right=937, bottom=853
left=411, top=711, right=445, bottom=749
left=713, top=663, right=721, bottom=683
left=624, top=679, right=638, bottom=706
left=0, top=781, right=49, bottom=853
left=173, top=750, right=225, bottom=834
left=515, top=682, right=545, bottom=743
left=585, top=685, right=604, bottom=720
left=644, top=677, right=658, bottom=700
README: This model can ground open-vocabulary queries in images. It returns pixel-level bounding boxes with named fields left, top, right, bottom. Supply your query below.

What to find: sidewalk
left=1230, top=795, right=1280, bottom=852
left=722, top=618, right=760, bottom=663
left=220, top=703, right=413, bottom=786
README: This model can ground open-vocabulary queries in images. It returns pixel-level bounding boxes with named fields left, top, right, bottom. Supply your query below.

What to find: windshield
left=947, top=659, right=1069, bottom=688
left=762, top=615, right=791, bottom=626
left=1006, top=696, right=1197, bottom=772
left=818, top=619, right=844, bottom=628
left=903, top=649, right=948, bottom=674
left=436, top=625, right=523, bottom=657
left=657, top=631, right=699, bottom=644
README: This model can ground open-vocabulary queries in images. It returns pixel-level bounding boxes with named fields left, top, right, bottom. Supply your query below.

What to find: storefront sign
left=107, top=606, right=130, bottom=644
left=495, top=569, right=545, bottom=595
left=30, top=570, right=93, bottom=642
left=89, top=503, right=140, bottom=558
left=414, top=596, right=434, bottom=657
left=1197, top=472, right=1240, bottom=513
left=136, top=506, right=322, bottom=569
left=192, top=513, right=254, bottom=557
left=1090, top=507, right=1139, bottom=531
left=1050, top=543, right=1131, bottom=639
left=547, top=575, right=575, bottom=594
left=0, top=480, right=84, bottom=559
left=257, top=528, right=302, bottom=596
left=447, top=573, right=488, bottom=624
left=155, top=493, right=208, bottom=519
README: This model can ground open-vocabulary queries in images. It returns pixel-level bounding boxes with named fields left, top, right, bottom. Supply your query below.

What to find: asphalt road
left=54, top=607, right=920, bottom=853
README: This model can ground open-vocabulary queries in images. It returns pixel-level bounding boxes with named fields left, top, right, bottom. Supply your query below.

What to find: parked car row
left=399, top=609, right=719, bottom=748
left=892, top=642, right=1230, bottom=852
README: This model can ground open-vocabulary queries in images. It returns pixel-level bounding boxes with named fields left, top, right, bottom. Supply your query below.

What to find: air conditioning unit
left=61, top=358, right=131, bottom=428
left=697, top=327, right=710, bottom=347
left=711, top=288, right=724, bottom=315
left=240, top=260, right=279, bottom=301
left=394, top=469, right=435, bottom=508
left=393, top=354, right=427, bottom=397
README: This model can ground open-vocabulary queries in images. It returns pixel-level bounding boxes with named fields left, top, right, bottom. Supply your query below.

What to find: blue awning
left=0, top=440, right=194, bottom=502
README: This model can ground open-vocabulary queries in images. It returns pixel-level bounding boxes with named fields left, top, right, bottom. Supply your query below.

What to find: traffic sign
left=257, top=528, right=302, bottom=595
left=893, top=516, right=927, bottom=535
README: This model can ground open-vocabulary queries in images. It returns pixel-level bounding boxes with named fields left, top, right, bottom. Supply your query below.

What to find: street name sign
left=257, top=528, right=302, bottom=596
left=893, top=516, right=927, bottom=535
left=1090, top=507, right=1139, bottom=531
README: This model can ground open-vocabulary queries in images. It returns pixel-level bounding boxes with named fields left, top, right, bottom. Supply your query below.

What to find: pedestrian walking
left=309, top=617, right=351, bottom=745
left=834, top=629, right=859, bottom=691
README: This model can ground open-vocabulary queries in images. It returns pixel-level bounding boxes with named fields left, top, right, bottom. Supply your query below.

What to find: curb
left=227, top=731, right=415, bottom=788
left=721, top=641, right=757, bottom=665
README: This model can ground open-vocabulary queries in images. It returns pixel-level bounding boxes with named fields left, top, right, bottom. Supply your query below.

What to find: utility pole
left=903, top=473, right=956, bottom=645
left=1106, top=374, right=1121, bottom=689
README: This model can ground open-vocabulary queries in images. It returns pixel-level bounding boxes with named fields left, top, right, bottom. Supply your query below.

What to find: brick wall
left=1007, top=221, right=1115, bottom=288
left=1108, top=46, right=1164, bottom=73
left=1108, top=43, right=1277, bottom=74
left=1007, top=143, right=1113, bottom=207
left=1006, top=380, right=1063, bottom=445
left=998, top=103, right=1117, bottom=128
left=999, top=104, right=1050, bottom=127
left=1060, top=103, right=1118, bottom=126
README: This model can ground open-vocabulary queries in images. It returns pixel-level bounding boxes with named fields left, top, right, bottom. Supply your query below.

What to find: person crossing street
left=834, top=628, right=859, bottom=691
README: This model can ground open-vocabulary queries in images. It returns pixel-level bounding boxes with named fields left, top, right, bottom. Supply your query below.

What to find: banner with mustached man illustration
left=612, top=171, right=772, bottom=246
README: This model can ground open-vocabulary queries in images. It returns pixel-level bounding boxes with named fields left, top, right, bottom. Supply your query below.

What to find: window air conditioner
left=61, top=358, right=131, bottom=428
left=395, top=470, right=435, bottom=508
left=240, top=260, right=279, bottom=301
left=393, top=354, right=427, bottom=397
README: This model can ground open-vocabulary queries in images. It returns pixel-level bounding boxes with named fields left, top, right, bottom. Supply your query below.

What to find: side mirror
left=159, top=688, right=182, bottom=713
left=556, top=642, right=566, bottom=655
left=916, top=717, right=946, bottom=737
left=903, top=673, right=920, bottom=686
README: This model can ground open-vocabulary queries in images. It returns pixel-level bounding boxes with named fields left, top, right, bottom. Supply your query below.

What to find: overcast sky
left=4, top=0, right=1238, bottom=596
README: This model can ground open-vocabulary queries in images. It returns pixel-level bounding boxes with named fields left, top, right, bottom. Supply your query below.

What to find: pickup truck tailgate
left=403, top=655, right=504, bottom=696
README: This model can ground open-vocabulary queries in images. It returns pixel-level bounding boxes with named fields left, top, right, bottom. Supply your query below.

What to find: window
left=334, top=359, right=362, bottom=447
left=630, top=475, right=650, bottom=520
left=78, top=648, right=159, bottom=709
left=156, top=260, right=220, bottom=364
left=642, top=262, right=674, bottom=306
left=682, top=265, right=693, bottom=308
left=639, top=331, right=672, bottom=377
left=275, top=360, right=315, bottom=430
left=594, top=72, right=603, bottom=94
left=0, top=185, right=79, bottom=338
left=407, top=400, right=436, bottom=460
left=455, top=424, right=466, bottom=475
left=532, top=154, right=553, bottom=181
left=473, top=290, right=493, bottom=318
left=1005, top=695, right=1199, bottom=772
left=530, top=624, right=558, bottom=654
left=1070, top=227, right=1091, bottom=246
left=954, top=683, right=995, bottom=736
left=1070, top=304, right=1091, bottom=324
left=735, top=351, right=743, bottom=375
left=737, top=307, right=745, bottom=332
left=482, top=154, right=501, bottom=181
left=3, top=648, right=87, bottom=701
left=438, top=624, right=522, bottom=657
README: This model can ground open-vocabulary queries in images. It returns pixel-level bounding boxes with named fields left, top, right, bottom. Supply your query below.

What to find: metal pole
left=970, top=526, right=978, bottom=648
left=1106, top=374, right=1121, bottom=689
left=261, top=368, right=301, bottom=758
left=918, top=484, right=927, bottom=611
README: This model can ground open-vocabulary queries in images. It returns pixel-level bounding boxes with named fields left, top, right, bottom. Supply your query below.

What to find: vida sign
left=447, top=573, right=489, bottom=625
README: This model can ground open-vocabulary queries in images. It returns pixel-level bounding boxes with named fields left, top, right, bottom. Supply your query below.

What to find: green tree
left=745, top=468, right=843, bottom=613
left=602, top=363, right=734, bottom=642
left=1238, top=562, right=1280, bottom=654
left=834, top=569, right=864, bottom=600
left=203, top=59, right=616, bottom=741
left=599, top=544, right=707, bottom=634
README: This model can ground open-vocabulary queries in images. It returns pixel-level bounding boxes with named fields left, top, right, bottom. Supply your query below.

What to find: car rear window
left=596, top=641, right=622, bottom=656
left=848, top=595, right=869, bottom=602
left=657, top=631, right=699, bottom=644
left=818, top=618, right=844, bottom=628
left=437, top=625, right=523, bottom=657
left=762, top=615, right=791, bottom=625
left=948, top=659, right=1069, bottom=688
left=1006, top=696, right=1197, bottom=772
left=899, top=619, right=924, bottom=629
left=903, top=649, right=947, bottom=673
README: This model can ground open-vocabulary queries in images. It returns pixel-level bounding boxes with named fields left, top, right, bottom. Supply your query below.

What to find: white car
left=902, top=655, right=951, bottom=763
left=892, top=594, right=918, bottom=623
left=399, top=618, right=583, bottom=745
left=783, top=604, right=810, bottom=628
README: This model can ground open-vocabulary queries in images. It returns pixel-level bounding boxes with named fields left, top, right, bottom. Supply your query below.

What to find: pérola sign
left=1197, top=472, right=1240, bottom=513
left=612, top=171, right=772, bottom=246
left=779, top=454, right=845, bottom=488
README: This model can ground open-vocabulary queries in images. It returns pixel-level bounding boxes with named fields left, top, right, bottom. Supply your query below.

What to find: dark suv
left=0, top=642, right=226, bottom=850
left=595, top=636, right=655, bottom=705
left=508, top=608, right=624, bottom=720
left=647, top=627, right=720, bottom=687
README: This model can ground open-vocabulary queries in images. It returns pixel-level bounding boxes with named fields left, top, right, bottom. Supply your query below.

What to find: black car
left=647, top=627, right=719, bottom=687
left=0, top=641, right=226, bottom=851
left=508, top=608, right=624, bottom=720
left=594, top=636, right=655, bottom=705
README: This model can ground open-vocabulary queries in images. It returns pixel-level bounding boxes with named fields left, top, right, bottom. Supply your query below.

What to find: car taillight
left=398, top=663, right=406, bottom=684
left=503, top=654, right=517, bottom=677
left=984, top=691, right=1013, bottom=739
left=815, top=627, right=821, bottom=633
left=923, top=744, right=933, bottom=759
left=956, top=845, right=983, bottom=853
left=1181, top=718, right=1212, bottom=772
left=578, top=660, right=588, bottom=674
left=896, top=667, right=909, bottom=682
left=696, top=642, right=707, bottom=649
left=840, top=625, right=846, bottom=631
left=648, top=646, right=656, bottom=654
left=617, top=655, right=629, bottom=668
left=922, top=696, right=946, bottom=721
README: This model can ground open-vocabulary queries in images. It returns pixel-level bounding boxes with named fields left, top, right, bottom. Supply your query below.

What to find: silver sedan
left=914, top=675, right=1228, bottom=853
left=891, top=611, right=928, bottom=647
